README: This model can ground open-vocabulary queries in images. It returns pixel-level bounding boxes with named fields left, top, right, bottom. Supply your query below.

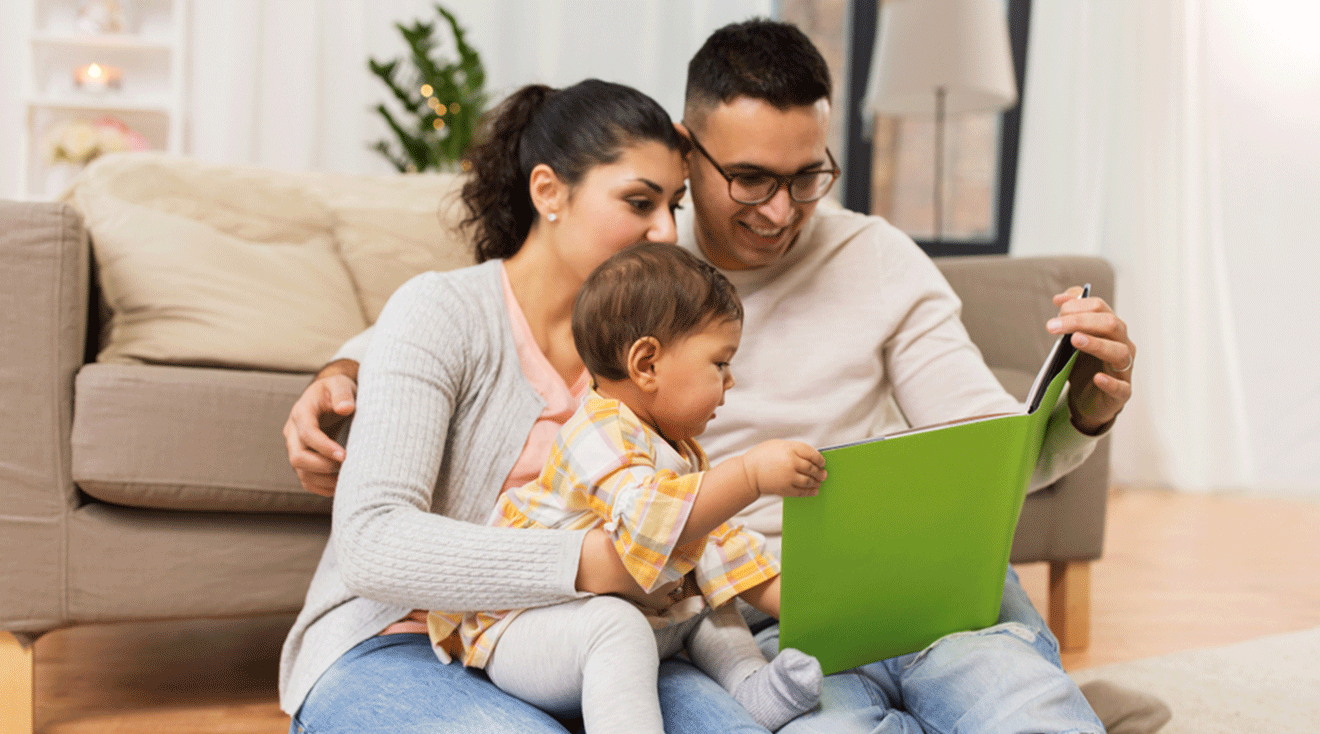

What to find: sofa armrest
left=936, top=254, right=1115, bottom=565
left=935, top=255, right=1115, bottom=378
left=0, top=200, right=89, bottom=633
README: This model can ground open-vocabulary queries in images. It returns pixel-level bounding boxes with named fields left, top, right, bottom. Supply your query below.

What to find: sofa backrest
left=67, top=152, right=477, bottom=373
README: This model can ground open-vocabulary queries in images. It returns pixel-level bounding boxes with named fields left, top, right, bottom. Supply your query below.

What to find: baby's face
left=648, top=318, right=741, bottom=443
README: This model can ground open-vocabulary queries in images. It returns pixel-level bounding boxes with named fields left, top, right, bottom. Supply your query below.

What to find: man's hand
left=283, top=359, right=359, bottom=496
left=1048, top=287, right=1135, bottom=434
left=741, top=439, right=828, bottom=497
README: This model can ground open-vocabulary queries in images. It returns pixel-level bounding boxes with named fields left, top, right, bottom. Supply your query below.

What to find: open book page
left=1026, top=283, right=1088, bottom=412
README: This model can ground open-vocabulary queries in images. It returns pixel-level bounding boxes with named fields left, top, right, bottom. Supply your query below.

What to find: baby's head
left=573, top=242, right=743, bottom=442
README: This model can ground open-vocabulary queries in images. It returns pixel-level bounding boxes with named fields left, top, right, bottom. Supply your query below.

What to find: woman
left=280, top=80, right=770, bottom=733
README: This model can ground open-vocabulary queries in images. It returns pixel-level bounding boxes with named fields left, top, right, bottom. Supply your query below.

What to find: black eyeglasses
left=686, top=130, right=840, bottom=206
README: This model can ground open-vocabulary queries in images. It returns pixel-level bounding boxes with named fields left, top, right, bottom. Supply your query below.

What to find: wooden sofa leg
left=1, top=631, right=35, bottom=734
left=1048, top=560, right=1092, bottom=651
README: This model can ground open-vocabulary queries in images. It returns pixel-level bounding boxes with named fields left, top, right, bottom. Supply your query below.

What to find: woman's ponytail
left=460, top=84, right=554, bottom=262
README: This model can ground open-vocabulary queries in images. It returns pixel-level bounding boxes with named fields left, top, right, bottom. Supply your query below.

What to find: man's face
left=685, top=96, right=832, bottom=271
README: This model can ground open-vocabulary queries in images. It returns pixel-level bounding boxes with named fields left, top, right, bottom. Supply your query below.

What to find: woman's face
left=554, top=141, right=688, bottom=280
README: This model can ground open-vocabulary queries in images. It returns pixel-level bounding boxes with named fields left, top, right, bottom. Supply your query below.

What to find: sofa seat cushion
left=71, top=363, right=332, bottom=514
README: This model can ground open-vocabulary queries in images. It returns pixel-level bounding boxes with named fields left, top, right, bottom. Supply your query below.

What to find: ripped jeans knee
left=905, top=620, right=1056, bottom=676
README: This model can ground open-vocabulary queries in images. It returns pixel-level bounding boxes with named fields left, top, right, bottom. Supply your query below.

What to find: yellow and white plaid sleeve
left=559, top=397, right=707, bottom=593
left=694, top=521, right=781, bottom=609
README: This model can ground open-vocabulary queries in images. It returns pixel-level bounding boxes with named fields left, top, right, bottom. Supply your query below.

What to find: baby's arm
left=578, top=430, right=822, bottom=594
left=676, top=440, right=827, bottom=546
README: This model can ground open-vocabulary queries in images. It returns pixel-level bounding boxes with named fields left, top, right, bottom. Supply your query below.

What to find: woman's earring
left=547, top=212, right=558, bottom=222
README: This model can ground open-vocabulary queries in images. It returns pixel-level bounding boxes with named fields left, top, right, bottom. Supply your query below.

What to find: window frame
left=842, top=0, right=1032, bottom=257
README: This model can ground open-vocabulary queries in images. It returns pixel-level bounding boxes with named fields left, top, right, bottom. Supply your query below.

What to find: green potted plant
left=368, top=4, right=486, bottom=172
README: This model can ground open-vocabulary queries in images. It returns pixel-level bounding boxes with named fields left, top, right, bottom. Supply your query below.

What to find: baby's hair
left=573, top=243, right=743, bottom=382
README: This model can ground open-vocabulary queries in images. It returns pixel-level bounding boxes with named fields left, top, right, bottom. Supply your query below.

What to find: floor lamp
left=862, top=0, right=1018, bottom=243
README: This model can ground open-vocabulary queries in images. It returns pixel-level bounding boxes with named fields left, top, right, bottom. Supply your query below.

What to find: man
left=286, top=19, right=1145, bottom=734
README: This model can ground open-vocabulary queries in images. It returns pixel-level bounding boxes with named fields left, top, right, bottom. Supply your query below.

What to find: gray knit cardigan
left=279, top=260, right=590, bottom=713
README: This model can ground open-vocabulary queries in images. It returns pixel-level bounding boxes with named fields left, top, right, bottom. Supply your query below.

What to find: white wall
left=1013, top=0, right=1320, bottom=495
left=0, top=4, right=28, bottom=199
left=1, top=0, right=772, bottom=194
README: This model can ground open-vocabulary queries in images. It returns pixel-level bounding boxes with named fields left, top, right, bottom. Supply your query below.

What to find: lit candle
left=73, top=63, right=123, bottom=93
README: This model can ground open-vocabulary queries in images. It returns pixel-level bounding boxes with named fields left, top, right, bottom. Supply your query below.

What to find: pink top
left=380, top=264, right=589, bottom=636
left=498, top=265, right=592, bottom=493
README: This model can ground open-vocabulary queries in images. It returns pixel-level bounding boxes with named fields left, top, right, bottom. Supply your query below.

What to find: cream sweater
left=673, top=206, right=1096, bottom=548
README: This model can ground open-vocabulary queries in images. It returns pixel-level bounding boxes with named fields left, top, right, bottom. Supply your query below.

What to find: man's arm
left=284, top=325, right=376, bottom=496
left=283, top=358, right=359, bottom=497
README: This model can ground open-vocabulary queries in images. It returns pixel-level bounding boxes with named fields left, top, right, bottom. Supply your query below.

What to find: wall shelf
left=32, top=31, right=175, bottom=51
left=29, top=95, right=174, bottom=113
left=19, top=0, right=188, bottom=200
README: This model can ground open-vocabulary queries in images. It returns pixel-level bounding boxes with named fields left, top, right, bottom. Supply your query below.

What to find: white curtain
left=187, top=0, right=772, bottom=174
left=1013, top=0, right=1320, bottom=495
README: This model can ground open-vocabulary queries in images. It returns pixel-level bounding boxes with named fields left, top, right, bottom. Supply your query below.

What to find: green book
left=779, top=302, right=1086, bottom=675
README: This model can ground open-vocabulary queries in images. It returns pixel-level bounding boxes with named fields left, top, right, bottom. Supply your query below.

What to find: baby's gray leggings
left=483, top=594, right=767, bottom=734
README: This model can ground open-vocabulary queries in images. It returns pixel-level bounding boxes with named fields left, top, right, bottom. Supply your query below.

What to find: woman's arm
left=331, top=271, right=589, bottom=614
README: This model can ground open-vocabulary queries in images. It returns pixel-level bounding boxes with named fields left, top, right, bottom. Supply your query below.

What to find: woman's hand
left=576, top=528, right=681, bottom=611
left=284, top=359, right=359, bottom=496
left=1048, top=287, right=1135, bottom=434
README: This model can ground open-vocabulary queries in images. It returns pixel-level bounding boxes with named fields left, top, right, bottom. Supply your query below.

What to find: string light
left=419, top=84, right=433, bottom=97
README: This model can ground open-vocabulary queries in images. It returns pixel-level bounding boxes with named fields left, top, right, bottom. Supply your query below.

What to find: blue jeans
left=761, top=567, right=1104, bottom=734
left=290, top=632, right=768, bottom=734
left=292, top=570, right=1100, bottom=734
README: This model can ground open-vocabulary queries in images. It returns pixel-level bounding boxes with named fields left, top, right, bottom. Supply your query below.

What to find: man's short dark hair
left=685, top=18, right=832, bottom=130
left=573, top=243, right=743, bottom=382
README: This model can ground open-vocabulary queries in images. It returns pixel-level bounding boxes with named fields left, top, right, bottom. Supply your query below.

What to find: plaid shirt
left=429, top=392, right=779, bottom=667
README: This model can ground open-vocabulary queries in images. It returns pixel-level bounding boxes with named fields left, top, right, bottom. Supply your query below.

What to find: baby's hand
left=741, top=440, right=827, bottom=497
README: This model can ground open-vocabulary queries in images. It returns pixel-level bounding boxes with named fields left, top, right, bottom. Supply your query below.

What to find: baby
left=429, top=242, right=827, bottom=733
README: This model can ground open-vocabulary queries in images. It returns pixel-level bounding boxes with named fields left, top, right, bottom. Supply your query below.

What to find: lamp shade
left=863, top=0, right=1018, bottom=118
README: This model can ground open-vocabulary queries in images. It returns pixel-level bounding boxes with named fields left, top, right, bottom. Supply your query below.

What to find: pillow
left=319, top=172, right=477, bottom=322
left=71, top=153, right=368, bottom=372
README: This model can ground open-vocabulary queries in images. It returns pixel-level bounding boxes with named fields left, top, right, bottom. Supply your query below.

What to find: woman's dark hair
left=460, top=79, right=685, bottom=262
left=573, top=242, right=743, bottom=382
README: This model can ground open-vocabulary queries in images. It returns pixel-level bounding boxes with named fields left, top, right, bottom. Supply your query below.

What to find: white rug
left=1070, top=627, right=1320, bottom=733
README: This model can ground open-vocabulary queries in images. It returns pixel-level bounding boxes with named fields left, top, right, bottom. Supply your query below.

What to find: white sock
left=731, top=648, right=823, bottom=731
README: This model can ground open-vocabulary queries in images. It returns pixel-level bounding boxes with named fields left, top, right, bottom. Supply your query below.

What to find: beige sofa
left=0, top=153, right=1112, bottom=731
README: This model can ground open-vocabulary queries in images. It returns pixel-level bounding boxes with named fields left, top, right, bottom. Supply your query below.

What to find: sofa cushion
left=69, top=153, right=369, bottom=372
left=71, top=363, right=332, bottom=514
left=308, top=171, right=476, bottom=323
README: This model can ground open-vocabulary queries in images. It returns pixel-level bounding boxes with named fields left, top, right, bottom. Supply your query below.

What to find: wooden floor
left=25, top=487, right=1320, bottom=733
